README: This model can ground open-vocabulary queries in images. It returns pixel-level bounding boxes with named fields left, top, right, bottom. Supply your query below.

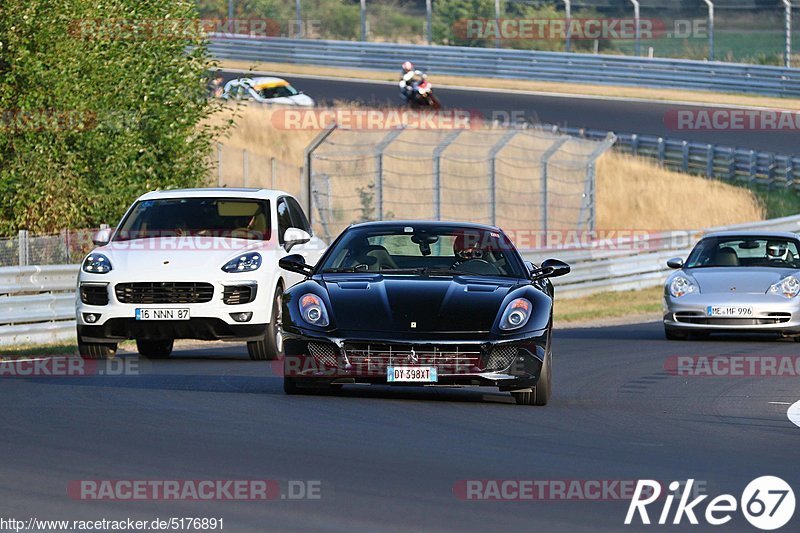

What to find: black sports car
left=278, top=221, right=569, bottom=405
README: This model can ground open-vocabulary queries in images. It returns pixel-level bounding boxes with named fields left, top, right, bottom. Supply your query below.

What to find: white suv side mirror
left=92, top=228, right=112, bottom=246
left=283, top=228, right=311, bottom=252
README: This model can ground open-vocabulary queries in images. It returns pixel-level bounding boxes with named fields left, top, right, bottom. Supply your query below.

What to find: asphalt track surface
left=2, top=321, right=799, bottom=531
left=220, top=71, right=800, bottom=156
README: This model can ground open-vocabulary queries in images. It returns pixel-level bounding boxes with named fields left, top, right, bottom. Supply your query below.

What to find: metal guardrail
left=532, top=214, right=800, bottom=299
left=0, top=265, right=78, bottom=347
left=208, top=35, right=800, bottom=97
left=552, top=125, right=800, bottom=190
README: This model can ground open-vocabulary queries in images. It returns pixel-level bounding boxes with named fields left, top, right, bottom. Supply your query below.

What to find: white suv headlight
left=222, top=252, right=261, bottom=273
left=82, top=253, right=112, bottom=274
left=669, top=276, right=697, bottom=298
left=768, top=276, right=800, bottom=298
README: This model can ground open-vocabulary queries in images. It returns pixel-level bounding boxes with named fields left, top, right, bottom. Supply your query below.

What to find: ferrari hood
left=688, top=267, right=798, bottom=294
left=321, top=274, right=521, bottom=333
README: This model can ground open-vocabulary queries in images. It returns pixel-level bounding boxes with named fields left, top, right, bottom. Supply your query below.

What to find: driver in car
left=766, top=240, right=792, bottom=263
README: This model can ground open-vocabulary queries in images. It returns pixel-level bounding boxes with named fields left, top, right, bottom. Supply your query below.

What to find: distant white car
left=76, top=188, right=326, bottom=360
left=222, top=77, right=315, bottom=106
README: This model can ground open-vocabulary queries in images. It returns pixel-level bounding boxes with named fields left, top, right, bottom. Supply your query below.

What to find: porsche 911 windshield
left=685, top=237, right=800, bottom=268
left=319, top=226, right=527, bottom=278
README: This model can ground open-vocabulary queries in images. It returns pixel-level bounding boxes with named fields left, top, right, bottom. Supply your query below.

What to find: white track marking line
left=218, top=67, right=788, bottom=111
left=788, top=400, right=800, bottom=428
left=769, top=401, right=792, bottom=405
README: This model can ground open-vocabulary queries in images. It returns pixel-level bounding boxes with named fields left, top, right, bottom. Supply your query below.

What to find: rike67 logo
left=625, top=477, right=795, bottom=530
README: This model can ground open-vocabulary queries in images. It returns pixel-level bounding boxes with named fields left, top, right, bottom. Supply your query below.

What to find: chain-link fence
left=212, top=143, right=306, bottom=204
left=305, top=125, right=615, bottom=243
left=0, top=229, right=101, bottom=267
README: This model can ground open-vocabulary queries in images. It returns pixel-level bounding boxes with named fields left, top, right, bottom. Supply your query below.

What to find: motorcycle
left=404, top=80, right=441, bottom=109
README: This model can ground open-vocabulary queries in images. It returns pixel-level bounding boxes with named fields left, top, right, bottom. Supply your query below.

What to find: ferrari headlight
left=299, top=293, right=330, bottom=327
left=669, top=276, right=696, bottom=298
left=82, top=253, right=112, bottom=274
left=222, top=252, right=261, bottom=273
left=768, top=276, right=800, bottom=298
left=499, top=298, right=532, bottom=331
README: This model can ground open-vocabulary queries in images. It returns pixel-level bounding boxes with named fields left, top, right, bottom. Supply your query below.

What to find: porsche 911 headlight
left=222, top=252, right=261, bottom=273
left=82, top=253, right=112, bottom=274
left=768, top=276, right=800, bottom=298
left=499, top=298, right=532, bottom=331
left=299, top=293, right=330, bottom=327
left=669, top=276, right=696, bottom=298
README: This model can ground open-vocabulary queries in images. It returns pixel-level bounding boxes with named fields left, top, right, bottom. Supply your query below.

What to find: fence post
left=784, top=0, right=792, bottom=68
left=540, top=136, right=570, bottom=234
left=18, top=230, right=29, bottom=266
left=360, top=0, right=367, bottom=41
left=303, top=123, right=338, bottom=225
left=487, top=129, right=519, bottom=226
left=563, top=0, right=572, bottom=53
left=217, top=143, right=223, bottom=187
left=374, top=128, right=405, bottom=220
left=657, top=137, right=665, bottom=165
left=243, top=149, right=249, bottom=187
left=295, top=0, right=302, bottom=38
left=629, top=0, right=641, bottom=56
left=270, top=157, right=277, bottom=189
left=425, top=0, right=432, bottom=44
left=704, top=1, right=714, bottom=61
left=433, top=130, right=462, bottom=220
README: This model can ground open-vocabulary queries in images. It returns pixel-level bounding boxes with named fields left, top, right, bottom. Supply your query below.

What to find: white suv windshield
left=114, top=198, right=271, bottom=241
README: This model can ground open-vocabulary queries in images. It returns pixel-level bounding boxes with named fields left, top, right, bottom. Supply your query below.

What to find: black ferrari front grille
left=115, top=282, right=214, bottom=304
left=80, top=283, right=109, bottom=306
left=308, top=342, right=339, bottom=366
left=223, top=285, right=256, bottom=305
left=484, top=345, right=518, bottom=371
left=343, top=343, right=482, bottom=375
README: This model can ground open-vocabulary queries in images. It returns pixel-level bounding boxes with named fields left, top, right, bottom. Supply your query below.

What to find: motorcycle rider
left=399, top=61, right=427, bottom=102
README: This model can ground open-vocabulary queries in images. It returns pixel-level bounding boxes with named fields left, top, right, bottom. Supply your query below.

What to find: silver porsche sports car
left=663, top=231, right=800, bottom=340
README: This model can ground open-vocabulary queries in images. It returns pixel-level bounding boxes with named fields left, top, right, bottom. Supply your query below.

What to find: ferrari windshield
left=685, top=236, right=800, bottom=268
left=319, top=225, right=528, bottom=278
left=114, top=198, right=271, bottom=241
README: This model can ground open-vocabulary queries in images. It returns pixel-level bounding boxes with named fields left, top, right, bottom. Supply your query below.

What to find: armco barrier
left=208, top=35, right=800, bottom=97
left=0, top=265, right=78, bottom=347
left=2, top=215, right=800, bottom=346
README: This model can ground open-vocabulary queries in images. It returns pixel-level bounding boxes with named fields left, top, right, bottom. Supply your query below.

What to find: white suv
left=76, top=188, right=325, bottom=360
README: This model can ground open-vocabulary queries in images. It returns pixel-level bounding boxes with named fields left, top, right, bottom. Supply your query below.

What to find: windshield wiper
left=322, top=266, right=370, bottom=273
left=378, top=267, right=464, bottom=276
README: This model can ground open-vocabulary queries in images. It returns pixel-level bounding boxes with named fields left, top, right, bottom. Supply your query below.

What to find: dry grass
left=219, top=59, right=800, bottom=111
left=209, top=104, right=765, bottom=231
left=596, top=152, right=764, bottom=230
left=553, top=287, right=663, bottom=323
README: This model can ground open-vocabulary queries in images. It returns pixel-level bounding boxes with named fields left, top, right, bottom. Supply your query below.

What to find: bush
left=0, top=0, right=224, bottom=236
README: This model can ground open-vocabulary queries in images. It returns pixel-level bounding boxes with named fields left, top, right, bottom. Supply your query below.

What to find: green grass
left=0, top=343, right=77, bottom=357
left=554, top=287, right=663, bottom=323
left=749, top=184, right=800, bottom=220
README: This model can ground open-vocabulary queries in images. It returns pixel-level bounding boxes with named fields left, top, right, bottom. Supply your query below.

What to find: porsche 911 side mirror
left=283, top=228, right=312, bottom=252
left=666, top=257, right=684, bottom=269
left=92, top=228, right=112, bottom=246
left=531, top=258, right=570, bottom=280
left=279, top=254, right=314, bottom=276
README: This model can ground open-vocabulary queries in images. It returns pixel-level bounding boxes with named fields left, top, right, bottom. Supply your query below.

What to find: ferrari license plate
left=135, top=308, right=190, bottom=321
left=387, top=366, right=438, bottom=383
left=706, top=306, right=753, bottom=317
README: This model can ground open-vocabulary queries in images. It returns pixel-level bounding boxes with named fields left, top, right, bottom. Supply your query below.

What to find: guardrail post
left=788, top=158, right=796, bottom=188
left=488, top=129, right=519, bottom=225
left=657, top=137, right=665, bottom=165
left=681, top=141, right=689, bottom=172
left=631, top=133, right=639, bottom=156
left=303, top=122, right=338, bottom=224
left=18, top=230, right=29, bottom=266
left=749, top=150, right=758, bottom=181
left=704, top=1, right=714, bottom=61
left=374, top=127, right=405, bottom=220
left=433, top=130, right=462, bottom=220
left=706, top=144, right=714, bottom=177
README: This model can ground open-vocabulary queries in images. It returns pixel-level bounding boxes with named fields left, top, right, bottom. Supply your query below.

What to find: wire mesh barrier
left=304, top=125, right=616, bottom=243
left=0, top=230, right=101, bottom=268
left=212, top=144, right=305, bottom=201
